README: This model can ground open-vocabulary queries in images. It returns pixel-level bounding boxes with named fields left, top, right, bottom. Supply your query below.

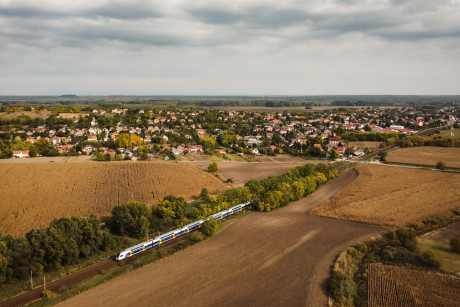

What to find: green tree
left=200, top=137, right=217, bottom=150
left=208, top=162, right=218, bottom=172
left=329, top=148, right=340, bottom=160
left=28, top=147, right=38, bottom=157
left=201, top=218, right=218, bottom=236
left=106, top=201, right=152, bottom=238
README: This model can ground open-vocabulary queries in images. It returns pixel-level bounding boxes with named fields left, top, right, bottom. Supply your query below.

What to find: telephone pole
left=30, top=271, right=33, bottom=290
left=43, top=276, right=46, bottom=293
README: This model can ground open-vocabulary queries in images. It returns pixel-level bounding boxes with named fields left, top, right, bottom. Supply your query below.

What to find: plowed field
left=58, top=170, right=384, bottom=307
left=368, top=263, right=460, bottom=306
left=0, top=161, right=227, bottom=237
left=310, top=164, right=460, bottom=226
left=386, top=146, right=460, bottom=168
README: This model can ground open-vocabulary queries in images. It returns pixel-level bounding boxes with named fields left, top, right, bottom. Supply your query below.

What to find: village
left=0, top=105, right=458, bottom=161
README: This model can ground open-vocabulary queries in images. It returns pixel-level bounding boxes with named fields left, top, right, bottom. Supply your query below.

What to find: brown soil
left=182, top=154, right=318, bottom=186
left=0, top=161, right=227, bottom=237
left=58, top=170, right=385, bottom=307
left=422, top=220, right=460, bottom=244
left=368, top=263, right=460, bottom=306
left=310, top=164, right=460, bottom=227
left=386, top=146, right=460, bottom=168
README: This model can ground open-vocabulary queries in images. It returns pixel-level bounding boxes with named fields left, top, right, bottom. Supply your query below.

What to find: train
left=115, top=201, right=251, bottom=261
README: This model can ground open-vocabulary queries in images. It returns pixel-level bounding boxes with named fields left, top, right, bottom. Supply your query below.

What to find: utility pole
left=43, top=276, right=46, bottom=293
left=30, top=271, right=33, bottom=290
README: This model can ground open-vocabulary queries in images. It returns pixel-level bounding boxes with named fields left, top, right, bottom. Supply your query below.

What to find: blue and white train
left=116, top=201, right=251, bottom=261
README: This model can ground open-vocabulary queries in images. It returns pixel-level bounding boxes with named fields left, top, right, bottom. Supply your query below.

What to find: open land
left=348, top=141, right=383, bottom=149
left=59, top=170, right=385, bottom=307
left=182, top=153, right=314, bottom=186
left=310, top=164, right=460, bottom=227
left=0, top=161, right=227, bottom=237
left=422, top=220, right=460, bottom=244
left=367, top=263, right=460, bottom=306
left=0, top=111, right=88, bottom=120
left=386, top=146, right=460, bottom=168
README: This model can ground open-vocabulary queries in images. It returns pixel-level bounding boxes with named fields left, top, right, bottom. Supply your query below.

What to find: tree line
left=0, top=216, right=118, bottom=282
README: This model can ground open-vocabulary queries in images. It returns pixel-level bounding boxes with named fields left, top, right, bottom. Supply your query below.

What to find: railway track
left=2, top=259, right=117, bottom=307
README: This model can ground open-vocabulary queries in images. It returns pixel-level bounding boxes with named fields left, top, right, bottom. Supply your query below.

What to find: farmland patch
left=386, top=146, right=460, bottom=168
left=310, top=164, right=460, bottom=226
left=0, top=161, right=227, bottom=237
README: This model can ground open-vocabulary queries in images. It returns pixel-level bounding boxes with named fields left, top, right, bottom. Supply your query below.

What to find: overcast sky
left=1, top=0, right=459, bottom=95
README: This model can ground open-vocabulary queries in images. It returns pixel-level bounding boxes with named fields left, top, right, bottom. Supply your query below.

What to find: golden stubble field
left=0, top=161, right=227, bottom=237
left=368, top=263, right=460, bottom=306
left=386, top=146, right=460, bottom=168
left=310, top=164, right=460, bottom=226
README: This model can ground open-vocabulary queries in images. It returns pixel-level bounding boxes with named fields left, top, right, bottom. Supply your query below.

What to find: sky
left=0, top=0, right=459, bottom=96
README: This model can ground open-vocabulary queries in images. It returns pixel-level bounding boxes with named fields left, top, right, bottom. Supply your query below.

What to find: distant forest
left=1, top=95, right=459, bottom=108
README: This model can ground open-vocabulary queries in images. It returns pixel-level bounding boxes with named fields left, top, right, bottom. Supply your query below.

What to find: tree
left=201, top=218, right=218, bottom=236
left=208, top=162, right=218, bottom=173
left=115, top=133, right=132, bottom=148
left=130, top=134, right=142, bottom=147
left=200, top=137, right=217, bottom=150
left=28, top=147, right=38, bottom=157
left=436, top=161, right=446, bottom=171
left=329, top=148, right=340, bottom=160
left=106, top=201, right=152, bottom=238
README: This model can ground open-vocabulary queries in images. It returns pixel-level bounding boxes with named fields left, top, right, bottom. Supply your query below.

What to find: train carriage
left=116, top=202, right=251, bottom=261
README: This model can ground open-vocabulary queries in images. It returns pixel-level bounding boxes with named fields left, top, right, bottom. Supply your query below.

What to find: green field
left=418, top=239, right=460, bottom=274
left=436, top=128, right=460, bottom=139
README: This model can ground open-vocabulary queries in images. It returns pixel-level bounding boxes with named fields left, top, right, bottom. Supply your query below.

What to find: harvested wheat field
left=386, top=146, right=460, bottom=168
left=348, top=141, right=383, bottom=149
left=59, top=170, right=384, bottom=307
left=310, top=164, right=460, bottom=226
left=368, top=263, right=460, bottom=306
left=0, top=161, right=227, bottom=237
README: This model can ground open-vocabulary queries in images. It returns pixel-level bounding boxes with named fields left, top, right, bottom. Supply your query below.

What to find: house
left=336, top=146, right=345, bottom=154
left=87, top=135, right=98, bottom=142
left=329, top=137, right=341, bottom=145
left=52, top=136, right=61, bottom=145
left=82, top=145, right=94, bottom=154
left=216, top=149, right=226, bottom=154
left=190, top=145, right=203, bottom=152
left=13, top=150, right=29, bottom=158
left=58, top=145, right=73, bottom=153
left=107, top=149, right=116, bottom=156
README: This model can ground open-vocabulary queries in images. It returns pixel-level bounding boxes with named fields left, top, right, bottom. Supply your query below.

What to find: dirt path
left=422, top=220, right=460, bottom=244
left=59, top=170, right=385, bottom=307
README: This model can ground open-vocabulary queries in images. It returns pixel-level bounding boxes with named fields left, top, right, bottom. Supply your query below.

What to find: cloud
left=0, top=0, right=459, bottom=95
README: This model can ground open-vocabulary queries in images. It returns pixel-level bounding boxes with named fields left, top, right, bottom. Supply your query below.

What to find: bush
left=436, top=161, right=446, bottom=171
left=42, top=290, right=53, bottom=299
left=421, top=251, right=441, bottom=269
left=451, top=238, right=460, bottom=254
left=208, top=162, right=218, bottom=173
left=190, top=231, right=204, bottom=242
left=201, top=218, right=218, bottom=237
